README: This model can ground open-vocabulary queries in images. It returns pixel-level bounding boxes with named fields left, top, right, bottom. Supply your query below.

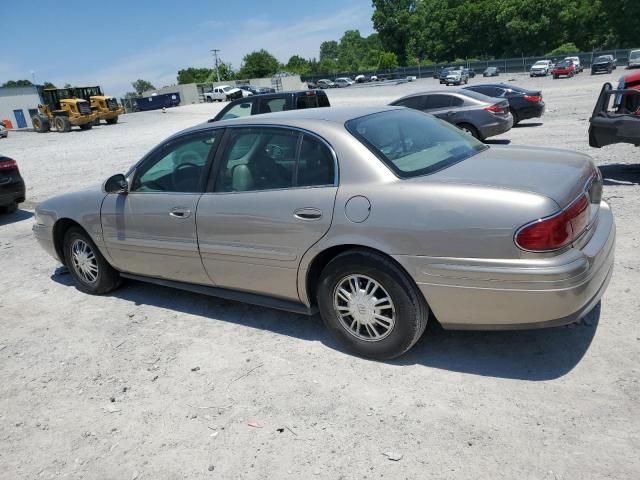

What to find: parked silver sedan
left=390, top=89, right=513, bottom=140
left=33, top=107, right=615, bottom=359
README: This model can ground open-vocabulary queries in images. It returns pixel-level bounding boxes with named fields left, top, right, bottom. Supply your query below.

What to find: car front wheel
left=317, top=250, right=429, bottom=359
left=63, top=227, right=121, bottom=295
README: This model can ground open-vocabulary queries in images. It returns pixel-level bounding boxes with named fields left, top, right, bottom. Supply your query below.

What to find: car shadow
left=0, top=209, right=33, bottom=226
left=484, top=139, right=511, bottom=145
left=599, top=164, right=640, bottom=185
left=513, top=122, right=543, bottom=128
left=51, top=270, right=598, bottom=381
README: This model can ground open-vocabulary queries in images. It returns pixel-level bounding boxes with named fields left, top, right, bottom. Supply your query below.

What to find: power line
left=210, top=49, right=221, bottom=83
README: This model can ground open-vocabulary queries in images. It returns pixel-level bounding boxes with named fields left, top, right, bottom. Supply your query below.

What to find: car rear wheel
left=63, top=227, right=121, bottom=295
left=510, top=108, right=520, bottom=126
left=457, top=122, right=480, bottom=140
left=0, top=202, right=17, bottom=214
left=317, top=250, right=429, bottom=359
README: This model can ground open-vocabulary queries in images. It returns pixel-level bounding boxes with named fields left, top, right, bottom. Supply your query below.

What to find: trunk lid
left=426, top=145, right=598, bottom=209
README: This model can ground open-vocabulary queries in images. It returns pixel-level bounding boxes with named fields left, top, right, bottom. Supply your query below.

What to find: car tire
left=63, top=227, right=121, bottom=295
left=316, top=250, right=429, bottom=359
left=510, top=108, right=520, bottom=126
left=553, top=75, right=558, bottom=79
left=79, top=122, right=92, bottom=130
left=457, top=122, right=480, bottom=139
left=106, top=116, right=118, bottom=125
left=0, top=202, right=17, bottom=214
left=206, top=97, right=212, bottom=103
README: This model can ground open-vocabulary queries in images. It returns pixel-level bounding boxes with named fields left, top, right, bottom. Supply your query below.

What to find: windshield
left=630, top=51, right=640, bottom=60
left=346, top=109, right=487, bottom=178
left=595, top=56, right=609, bottom=62
left=557, top=61, right=571, bottom=67
left=534, top=61, right=548, bottom=66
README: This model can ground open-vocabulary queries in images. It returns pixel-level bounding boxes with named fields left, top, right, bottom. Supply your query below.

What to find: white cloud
left=39, top=3, right=374, bottom=97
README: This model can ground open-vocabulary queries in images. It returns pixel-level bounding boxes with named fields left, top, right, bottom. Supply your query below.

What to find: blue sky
left=1, top=0, right=373, bottom=96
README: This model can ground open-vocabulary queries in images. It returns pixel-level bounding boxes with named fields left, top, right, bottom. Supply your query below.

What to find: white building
left=0, top=86, right=43, bottom=129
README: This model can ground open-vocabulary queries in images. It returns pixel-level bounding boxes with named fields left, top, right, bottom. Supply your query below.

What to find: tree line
left=372, top=0, right=640, bottom=65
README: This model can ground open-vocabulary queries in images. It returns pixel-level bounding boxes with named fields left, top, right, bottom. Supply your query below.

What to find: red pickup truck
left=552, top=60, right=576, bottom=79
left=589, top=71, right=640, bottom=147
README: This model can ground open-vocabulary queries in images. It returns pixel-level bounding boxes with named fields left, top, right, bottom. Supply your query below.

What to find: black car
left=591, top=55, right=617, bottom=75
left=210, top=90, right=330, bottom=122
left=0, top=156, right=25, bottom=214
left=464, top=83, right=545, bottom=125
left=483, top=67, right=500, bottom=77
left=239, top=85, right=276, bottom=95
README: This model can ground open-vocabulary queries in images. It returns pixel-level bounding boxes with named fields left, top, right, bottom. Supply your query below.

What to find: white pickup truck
left=203, top=85, right=244, bottom=102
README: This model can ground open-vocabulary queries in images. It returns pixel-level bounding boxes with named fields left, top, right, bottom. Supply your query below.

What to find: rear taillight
left=524, top=95, right=541, bottom=103
left=515, top=194, right=590, bottom=252
left=485, top=104, right=503, bottom=114
left=0, top=159, right=17, bottom=171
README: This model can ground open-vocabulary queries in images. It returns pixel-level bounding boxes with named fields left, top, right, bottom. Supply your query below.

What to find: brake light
left=0, top=159, right=17, bottom=171
left=485, top=104, right=503, bottom=113
left=515, top=194, right=590, bottom=251
left=524, top=95, right=541, bottom=103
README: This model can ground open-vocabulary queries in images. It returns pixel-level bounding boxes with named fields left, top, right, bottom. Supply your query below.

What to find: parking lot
left=1, top=72, right=639, bottom=479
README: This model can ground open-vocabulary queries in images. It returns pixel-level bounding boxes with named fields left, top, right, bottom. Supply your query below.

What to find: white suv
left=530, top=60, right=552, bottom=77
left=564, top=56, right=583, bottom=73
left=629, top=50, right=640, bottom=68
left=204, top=85, right=243, bottom=102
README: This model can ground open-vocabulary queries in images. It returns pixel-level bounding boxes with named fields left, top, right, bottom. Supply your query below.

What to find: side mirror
left=104, top=173, right=128, bottom=194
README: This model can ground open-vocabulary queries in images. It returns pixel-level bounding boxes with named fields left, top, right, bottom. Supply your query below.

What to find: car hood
left=427, top=145, right=596, bottom=208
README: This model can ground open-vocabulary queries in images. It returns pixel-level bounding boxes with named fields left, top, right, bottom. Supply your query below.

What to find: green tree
left=286, top=55, right=310, bottom=74
left=546, top=42, right=580, bottom=57
left=42, top=81, right=56, bottom=89
left=1, top=79, right=33, bottom=87
left=238, top=50, right=279, bottom=78
left=177, top=67, right=213, bottom=84
left=378, top=51, right=399, bottom=70
left=319, top=40, right=339, bottom=62
left=132, top=79, right=156, bottom=95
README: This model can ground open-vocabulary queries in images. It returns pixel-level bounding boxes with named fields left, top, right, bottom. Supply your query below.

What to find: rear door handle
left=294, top=207, right=322, bottom=221
left=169, top=207, right=191, bottom=218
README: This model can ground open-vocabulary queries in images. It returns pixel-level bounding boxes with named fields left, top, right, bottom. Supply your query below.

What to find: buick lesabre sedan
left=33, top=107, right=615, bottom=359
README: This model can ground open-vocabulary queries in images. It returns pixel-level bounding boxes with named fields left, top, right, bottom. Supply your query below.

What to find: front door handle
left=169, top=207, right=191, bottom=218
left=294, top=207, right=322, bottom=221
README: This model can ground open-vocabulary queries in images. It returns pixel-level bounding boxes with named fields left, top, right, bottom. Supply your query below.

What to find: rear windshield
left=297, top=93, right=329, bottom=109
left=346, top=109, right=487, bottom=178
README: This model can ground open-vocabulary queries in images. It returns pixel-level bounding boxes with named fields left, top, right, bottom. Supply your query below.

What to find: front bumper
left=530, top=70, right=548, bottom=76
left=33, top=223, right=59, bottom=261
left=393, top=201, right=615, bottom=330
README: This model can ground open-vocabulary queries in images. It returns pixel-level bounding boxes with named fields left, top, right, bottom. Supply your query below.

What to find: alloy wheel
left=333, top=274, right=396, bottom=342
left=70, top=239, right=99, bottom=284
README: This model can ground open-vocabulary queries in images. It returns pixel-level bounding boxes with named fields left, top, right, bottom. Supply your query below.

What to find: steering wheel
left=172, top=162, right=200, bottom=190
left=265, top=143, right=284, bottom=159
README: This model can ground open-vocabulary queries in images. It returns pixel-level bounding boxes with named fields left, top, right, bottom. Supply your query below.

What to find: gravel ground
left=1, top=72, right=639, bottom=480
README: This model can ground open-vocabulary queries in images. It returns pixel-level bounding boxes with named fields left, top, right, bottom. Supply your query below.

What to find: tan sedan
left=33, top=107, right=615, bottom=359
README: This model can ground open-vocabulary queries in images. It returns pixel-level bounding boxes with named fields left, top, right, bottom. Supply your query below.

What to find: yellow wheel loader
left=31, top=88, right=97, bottom=133
left=73, top=86, right=124, bottom=125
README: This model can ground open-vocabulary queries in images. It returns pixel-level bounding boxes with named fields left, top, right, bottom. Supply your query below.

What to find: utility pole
left=210, top=49, right=221, bottom=83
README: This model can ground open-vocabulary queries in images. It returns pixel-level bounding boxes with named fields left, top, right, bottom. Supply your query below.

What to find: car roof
left=197, top=106, right=404, bottom=134
left=392, top=89, right=491, bottom=104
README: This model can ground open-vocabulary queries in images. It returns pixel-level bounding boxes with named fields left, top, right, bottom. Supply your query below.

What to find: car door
left=101, top=129, right=222, bottom=284
left=196, top=126, right=338, bottom=301
left=423, top=94, right=457, bottom=123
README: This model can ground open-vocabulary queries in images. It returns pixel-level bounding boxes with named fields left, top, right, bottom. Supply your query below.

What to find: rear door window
left=424, top=95, right=452, bottom=110
left=393, top=96, right=426, bottom=110
left=259, top=98, right=287, bottom=114
left=296, top=135, right=335, bottom=187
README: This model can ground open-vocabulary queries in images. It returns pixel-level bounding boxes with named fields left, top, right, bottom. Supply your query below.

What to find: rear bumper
left=517, top=103, right=545, bottom=121
left=0, top=180, right=25, bottom=206
left=393, top=201, right=615, bottom=330
left=478, top=114, right=513, bottom=139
